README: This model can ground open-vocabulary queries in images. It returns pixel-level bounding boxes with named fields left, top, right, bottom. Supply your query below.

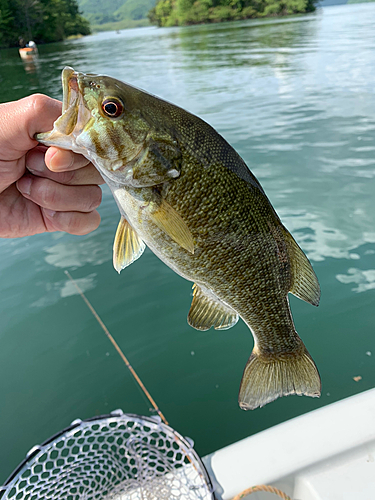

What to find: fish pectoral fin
left=150, top=198, right=195, bottom=254
left=113, top=216, right=146, bottom=273
left=282, top=227, right=321, bottom=307
left=187, top=284, right=239, bottom=331
left=238, top=342, right=321, bottom=410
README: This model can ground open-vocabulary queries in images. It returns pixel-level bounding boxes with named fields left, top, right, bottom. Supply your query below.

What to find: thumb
left=0, top=94, right=62, bottom=162
left=0, top=94, right=62, bottom=192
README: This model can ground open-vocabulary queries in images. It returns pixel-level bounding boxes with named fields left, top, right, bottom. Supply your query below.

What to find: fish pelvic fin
left=113, top=216, right=146, bottom=273
left=238, top=342, right=321, bottom=410
left=188, top=284, right=239, bottom=331
left=282, top=227, right=321, bottom=307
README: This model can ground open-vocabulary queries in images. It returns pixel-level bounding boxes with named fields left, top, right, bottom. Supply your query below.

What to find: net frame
left=0, top=410, right=215, bottom=500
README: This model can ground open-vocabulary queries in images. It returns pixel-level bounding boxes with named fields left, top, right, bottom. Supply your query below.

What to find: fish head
left=37, top=67, right=150, bottom=183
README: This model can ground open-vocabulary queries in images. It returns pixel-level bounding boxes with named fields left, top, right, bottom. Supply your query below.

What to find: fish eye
left=102, top=98, right=123, bottom=118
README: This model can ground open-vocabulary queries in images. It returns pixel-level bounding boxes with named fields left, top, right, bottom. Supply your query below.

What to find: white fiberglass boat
left=203, top=388, right=375, bottom=499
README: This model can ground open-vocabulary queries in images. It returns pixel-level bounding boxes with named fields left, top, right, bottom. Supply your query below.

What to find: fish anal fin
left=188, top=284, right=239, bottom=331
left=113, top=216, right=146, bottom=273
left=282, top=227, right=321, bottom=307
left=239, top=342, right=321, bottom=410
left=151, top=198, right=194, bottom=254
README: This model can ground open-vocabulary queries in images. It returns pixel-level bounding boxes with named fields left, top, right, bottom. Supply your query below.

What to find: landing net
left=0, top=410, right=214, bottom=500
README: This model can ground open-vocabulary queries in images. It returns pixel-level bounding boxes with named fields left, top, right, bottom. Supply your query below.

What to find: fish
left=37, top=66, right=321, bottom=410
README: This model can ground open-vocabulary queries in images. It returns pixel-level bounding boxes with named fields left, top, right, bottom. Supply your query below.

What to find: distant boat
left=19, top=41, right=38, bottom=60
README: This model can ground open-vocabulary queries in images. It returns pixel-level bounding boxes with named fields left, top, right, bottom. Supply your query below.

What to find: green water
left=1, top=3, right=375, bottom=484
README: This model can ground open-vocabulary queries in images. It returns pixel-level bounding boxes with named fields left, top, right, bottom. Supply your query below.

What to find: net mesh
left=0, top=411, right=214, bottom=500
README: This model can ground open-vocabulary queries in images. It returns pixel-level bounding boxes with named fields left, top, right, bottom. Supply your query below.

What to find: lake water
left=1, top=2, right=375, bottom=485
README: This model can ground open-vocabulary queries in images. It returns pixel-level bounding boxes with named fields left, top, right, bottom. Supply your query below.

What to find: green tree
left=34, top=0, right=90, bottom=42
left=0, top=0, right=90, bottom=48
left=263, top=0, right=309, bottom=16
left=149, top=0, right=177, bottom=26
left=0, top=0, right=13, bottom=47
left=13, top=0, right=43, bottom=40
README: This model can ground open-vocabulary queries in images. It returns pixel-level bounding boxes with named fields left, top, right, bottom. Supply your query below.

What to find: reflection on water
left=175, top=15, right=319, bottom=71
left=44, top=238, right=111, bottom=268
left=337, top=268, right=375, bottom=294
left=30, top=273, right=97, bottom=308
left=1, top=2, right=375, bottom=486
left=20, top=52, right=41, bottom=74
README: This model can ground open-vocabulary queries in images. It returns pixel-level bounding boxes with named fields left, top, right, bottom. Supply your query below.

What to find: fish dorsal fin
left=151, top=198, right=195, bottom=254
left=188, top=284, right=239, bottom=331
left=282, top=227, right=320, bottom=307
left=113, top=216, right=146, bottom=273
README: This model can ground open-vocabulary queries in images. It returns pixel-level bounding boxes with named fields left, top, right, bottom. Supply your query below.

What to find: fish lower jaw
left=36, top=130, right=73, bottom=150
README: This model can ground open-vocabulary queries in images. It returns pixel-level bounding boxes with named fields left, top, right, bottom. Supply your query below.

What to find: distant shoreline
left=148, top=0, right=317, bottom=28
left=90, top=18, right=151, bottom=34
left=91, top=7, right=317, bottom=34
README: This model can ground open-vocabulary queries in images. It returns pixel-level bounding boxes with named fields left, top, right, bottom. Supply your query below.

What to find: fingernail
left=26, top=149, right=45, bottom=173
left=50, top=149, right=74, bottom=171
left=43, top=209, right=56, bottom=218
left=27, top=164, right=44, bottom=176
left=17, top=176, right=32, bottom=195
left=27, top=166, right=42, bottom=174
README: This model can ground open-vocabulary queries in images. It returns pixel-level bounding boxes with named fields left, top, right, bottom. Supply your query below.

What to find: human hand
left=0, top=94, right=104, bottom=238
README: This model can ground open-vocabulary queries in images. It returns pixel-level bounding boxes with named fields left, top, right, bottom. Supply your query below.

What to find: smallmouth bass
left=37, top=67, right=321, bottom=410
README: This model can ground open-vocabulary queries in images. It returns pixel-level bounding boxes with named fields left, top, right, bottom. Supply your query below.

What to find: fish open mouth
left=36, top=66, right=91, bottom=149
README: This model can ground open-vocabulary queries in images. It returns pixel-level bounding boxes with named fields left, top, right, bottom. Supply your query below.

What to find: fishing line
left=64, top=269, right=169, bottom=426
left=63, top=272, right=292, bottom=500
left=64, top=270, right=215, bottom=488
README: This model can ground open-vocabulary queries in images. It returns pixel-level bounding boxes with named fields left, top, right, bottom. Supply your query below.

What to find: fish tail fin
left=238, top=341, right=321, bottom=410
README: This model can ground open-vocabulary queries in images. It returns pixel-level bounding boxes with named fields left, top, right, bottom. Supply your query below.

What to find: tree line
left=148, top=0, right=318, bottom=27
left=0, top=0, right=90, bottom=48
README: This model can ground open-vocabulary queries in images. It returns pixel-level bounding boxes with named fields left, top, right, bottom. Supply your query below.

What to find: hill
left=77, top=0, right=156, bottom=29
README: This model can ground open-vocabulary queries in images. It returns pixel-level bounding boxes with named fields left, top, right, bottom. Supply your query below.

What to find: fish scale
left=37, top=67, right=321, bottom=410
